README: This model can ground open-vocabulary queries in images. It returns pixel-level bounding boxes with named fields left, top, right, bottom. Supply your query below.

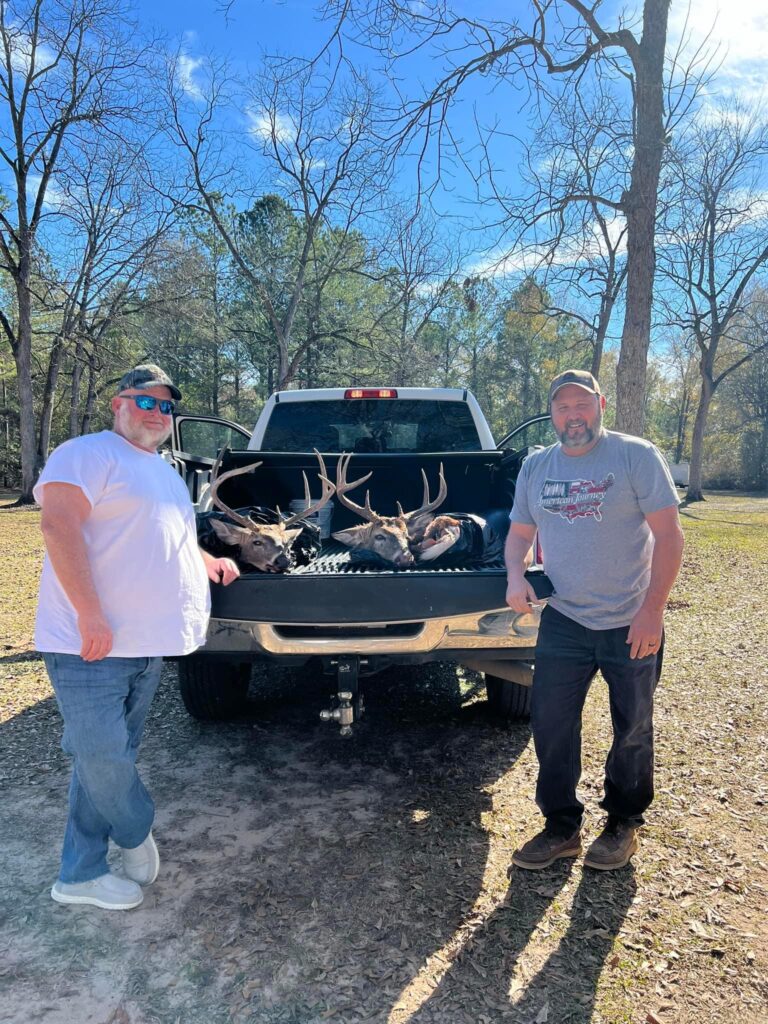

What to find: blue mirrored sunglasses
left=119, top=395, right=175, bottom=414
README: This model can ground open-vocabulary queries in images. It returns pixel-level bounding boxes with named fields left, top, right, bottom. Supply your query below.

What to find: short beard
left=558, top=407, right=603, bottom=449
left=113, top=406, right=172, bottom=451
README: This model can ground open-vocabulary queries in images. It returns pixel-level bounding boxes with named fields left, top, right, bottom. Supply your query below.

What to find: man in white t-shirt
left=35, top=364, right=240, bottom=910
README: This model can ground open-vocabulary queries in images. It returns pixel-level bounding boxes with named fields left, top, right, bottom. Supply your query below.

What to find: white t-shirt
left=34, top=430, right=211, bottom=657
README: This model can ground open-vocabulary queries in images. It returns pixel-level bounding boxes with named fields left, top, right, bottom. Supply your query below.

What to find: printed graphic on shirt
left=538, top=474, right=615, bottom=522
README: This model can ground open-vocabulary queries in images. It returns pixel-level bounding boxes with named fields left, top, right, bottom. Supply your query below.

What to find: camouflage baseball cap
left=117, top=363, right=182, bottom=401
left=548, top=369, right=601, bottom=407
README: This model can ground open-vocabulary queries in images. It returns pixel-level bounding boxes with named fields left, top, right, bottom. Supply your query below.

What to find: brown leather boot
left=511, top=826, right=582, bottom=870
left=584, top=819, right=639, bottom=870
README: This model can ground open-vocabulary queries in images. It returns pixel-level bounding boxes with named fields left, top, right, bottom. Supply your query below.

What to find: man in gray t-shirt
left=505, top=370, right=684, bottom=872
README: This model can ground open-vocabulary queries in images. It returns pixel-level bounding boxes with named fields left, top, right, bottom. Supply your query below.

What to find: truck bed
left=199, top=447, right=550, bottom=623
left=211, top=539, right=551, bottom=623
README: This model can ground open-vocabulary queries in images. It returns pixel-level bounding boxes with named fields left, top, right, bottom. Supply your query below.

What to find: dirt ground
left=1, top=491, right=767, bottom=1024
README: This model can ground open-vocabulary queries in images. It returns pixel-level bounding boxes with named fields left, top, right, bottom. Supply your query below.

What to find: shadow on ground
left=0, top=660, right=630, bottom=1024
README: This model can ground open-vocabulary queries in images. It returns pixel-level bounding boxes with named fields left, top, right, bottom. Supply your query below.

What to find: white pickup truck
left=168, top=387, right=554, bottom=733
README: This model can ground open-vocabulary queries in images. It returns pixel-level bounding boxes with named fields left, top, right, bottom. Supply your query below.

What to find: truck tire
left=177, top=656, right=251, bottom=721
left=485, top=673, right=532, bottom=721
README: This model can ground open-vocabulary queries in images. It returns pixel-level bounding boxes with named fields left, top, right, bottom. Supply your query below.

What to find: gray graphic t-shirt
left=509, top=430, right=679, bottom=629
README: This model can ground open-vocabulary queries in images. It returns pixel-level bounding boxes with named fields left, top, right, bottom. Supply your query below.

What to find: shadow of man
left=150, top=662, right=538, bottom=1023
left=397, top=859, right=636, bottom=1024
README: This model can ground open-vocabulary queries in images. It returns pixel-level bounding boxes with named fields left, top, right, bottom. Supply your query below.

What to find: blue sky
left=6, top=0, right=768, bottom=305
left=136, top=1, right=768, bottom=224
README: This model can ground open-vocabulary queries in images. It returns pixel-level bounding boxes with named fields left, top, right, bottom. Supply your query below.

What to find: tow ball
left=320, top=657, right=365, bottom=736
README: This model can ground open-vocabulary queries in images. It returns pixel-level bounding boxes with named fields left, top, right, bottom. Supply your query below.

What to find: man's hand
left=205, top=557, right=240, bottom=586
left=78, top=611, right=114, bottom=662
left=506, top=574, right=540, bottom=614
left=627, top=605, right=664, bottom=659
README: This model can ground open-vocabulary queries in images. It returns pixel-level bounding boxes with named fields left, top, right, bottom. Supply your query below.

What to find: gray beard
left=558, top=411, right=603, bottom=449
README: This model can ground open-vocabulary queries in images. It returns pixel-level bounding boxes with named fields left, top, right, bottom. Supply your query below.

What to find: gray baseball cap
left=117, top=363, right=182, bottom=401
left=548, top=369, right=601, bottom=407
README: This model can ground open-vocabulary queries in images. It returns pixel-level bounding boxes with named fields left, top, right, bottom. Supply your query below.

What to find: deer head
left=331, top=453, right=448, bottom=567
left=207, top=450, right=334, bottom=572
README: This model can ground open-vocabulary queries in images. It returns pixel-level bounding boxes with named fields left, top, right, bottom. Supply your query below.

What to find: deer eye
left=252, top=539, right=263, bottom=547
left=374, top=533, right=386, bottom=541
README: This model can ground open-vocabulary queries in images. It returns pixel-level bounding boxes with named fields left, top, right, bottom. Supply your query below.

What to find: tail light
left=344, top=388, right=398, bottom=399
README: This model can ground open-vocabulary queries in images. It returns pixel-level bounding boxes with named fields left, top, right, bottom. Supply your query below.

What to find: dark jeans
left=531, top=605, right=663, bottom=835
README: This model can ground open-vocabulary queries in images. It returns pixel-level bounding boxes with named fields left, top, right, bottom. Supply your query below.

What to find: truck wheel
left=485, top=673, right=532, bottom=721
left=177, top=656, right=251, bottom=721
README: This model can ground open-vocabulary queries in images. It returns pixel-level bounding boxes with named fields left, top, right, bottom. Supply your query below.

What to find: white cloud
left=26, top=174, right=66, bottom=211
left=466, top=212, right=627, bottom=280
left=176, top=53, right=205, bottom=101
left=668, top=1, right=768, bottom=107
left=246, top=108, right=296, bottom=145
left=8, top=26, right=56, bottom=75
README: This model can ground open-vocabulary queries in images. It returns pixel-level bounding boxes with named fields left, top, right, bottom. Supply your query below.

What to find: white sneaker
left=51, top=873, right=143, bottom=910
left=120, top=831, right=160, bottom=885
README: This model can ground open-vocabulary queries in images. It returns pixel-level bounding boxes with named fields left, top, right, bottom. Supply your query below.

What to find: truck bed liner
left=289, top=539, right=504, bottom=574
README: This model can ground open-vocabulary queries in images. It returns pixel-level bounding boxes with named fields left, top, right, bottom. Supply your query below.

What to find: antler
left=334, top=452, right=378, bottom=523
left=279, top=450, right=336, bottom=527
left=396, top=463, right=448, bottom=520
left=209, top=449, right=264, bottom=530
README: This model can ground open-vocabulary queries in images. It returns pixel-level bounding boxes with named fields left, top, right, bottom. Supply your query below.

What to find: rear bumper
left=201, top=603, right=544, bottom=657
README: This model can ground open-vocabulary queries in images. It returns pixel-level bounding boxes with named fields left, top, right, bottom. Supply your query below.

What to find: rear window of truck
left=261, top=400, right=483, bottom=453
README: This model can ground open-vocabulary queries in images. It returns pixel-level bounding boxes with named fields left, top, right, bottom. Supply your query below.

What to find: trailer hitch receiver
left=320, top=657, right=365, bottom=736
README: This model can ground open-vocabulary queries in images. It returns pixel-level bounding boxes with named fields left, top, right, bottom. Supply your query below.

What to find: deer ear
left=332, top=526, right=367, bottom=547
left=283, top=528, right=303, bottom=544
left=210, top=519, right=249, bottom=544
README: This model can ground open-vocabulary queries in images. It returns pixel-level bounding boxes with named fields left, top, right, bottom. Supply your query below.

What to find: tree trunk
left=212, top=272, right=220, bottom=415
left=2, top=377, right=10, bottom=488
left=757, top=413, right=768, bottom=492
left=591, top=313, right=607, bottom=380
left=69, top=336, right=86, bottom=438
left=14, top=273, right=37, bottom=503
left=212, top=341, right=219, bottom=416
left=674, top=384, right=692, bottom=464
left=80, top=353, right=99, bottom=435
left=38, top=334, right=66, bottom=462
left=614, top=0, right=670, bottom=436
left=687, top=373, right=714, bottom=502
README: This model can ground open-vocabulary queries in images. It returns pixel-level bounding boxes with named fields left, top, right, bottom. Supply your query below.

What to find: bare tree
left=0, top=0, right=155, bottom=501
left=32, top=141, right=171, bottom=458
left=320, top=0, right=720, bottom=434
left=657, top=333, right=698, bottom=464
left=660, top=105, right=768, bottom=501
left=370, top=203, right=464, bottom=386
left=503, top=85, right=629, bottom=379
left=165, top=54, right=389, bottom=390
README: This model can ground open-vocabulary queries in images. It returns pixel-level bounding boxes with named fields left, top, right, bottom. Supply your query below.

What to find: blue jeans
left=42, top=653, right=163, bottom=883
left=531, top=605, right=663, bottom=835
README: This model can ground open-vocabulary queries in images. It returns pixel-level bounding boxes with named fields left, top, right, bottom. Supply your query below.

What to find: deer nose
left=394, top=550, right=414, bottom=567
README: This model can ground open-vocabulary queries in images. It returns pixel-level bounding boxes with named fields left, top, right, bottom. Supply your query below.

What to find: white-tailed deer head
left=208, top=450, right=334, bottom=572
left=331, top=453, right=448, bottom=567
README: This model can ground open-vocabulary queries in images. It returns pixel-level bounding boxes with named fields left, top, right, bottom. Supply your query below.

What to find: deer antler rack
left=278, top=451, right=335, bottom=527
left=209, top=450, right=264, bottom=529
left=209, top=449, right=334, bottom=530
left=396, top=463, right=448, bottom=520
left=334, top=452, right=379, bottom=523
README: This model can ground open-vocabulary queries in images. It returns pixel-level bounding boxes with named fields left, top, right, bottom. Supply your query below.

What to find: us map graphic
left=538, top=473, right=615, bottom=522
